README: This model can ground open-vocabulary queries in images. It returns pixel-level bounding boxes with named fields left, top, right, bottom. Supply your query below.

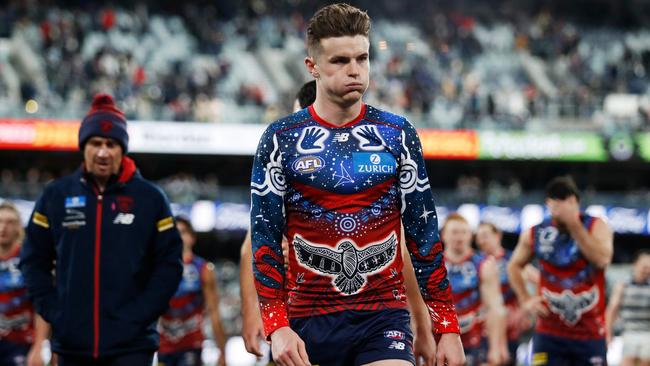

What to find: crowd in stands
left=1, top=0, right=650, bottom=131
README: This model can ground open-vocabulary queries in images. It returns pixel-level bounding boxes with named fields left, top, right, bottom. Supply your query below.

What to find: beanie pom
left=92, top=93, right=115, bottom=108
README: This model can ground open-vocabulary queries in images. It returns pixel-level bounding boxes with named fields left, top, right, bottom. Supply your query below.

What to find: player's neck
left=0, top=241, right=17, bottom=257
left=182, top=249, right=193, bottom=262
left=312, top=97, right=363, bottom=126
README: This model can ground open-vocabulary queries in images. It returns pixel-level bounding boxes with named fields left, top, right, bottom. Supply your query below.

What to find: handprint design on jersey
left=297, top=126, right=329, bottom=154
left=352, top=124, right=386, bottom=151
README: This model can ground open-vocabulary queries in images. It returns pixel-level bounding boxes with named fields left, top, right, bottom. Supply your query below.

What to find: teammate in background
left=158, top=217, right=227, bottom=366
left=20, top=94, right=183, bottom=366
left=240, top=80, right=317, bottom=360
left=292, top=80, right=317, bottom=113
left=442, top=214, right=508, bottom=366
left=507, top=176, right=614, bottom=366
left=475, top=222, right=539, bottom=366
left=605, top=250, right=650, bottom=366
left=0, top=202, right=50, bottom=366
left=250, top=4, right=463, bottom=365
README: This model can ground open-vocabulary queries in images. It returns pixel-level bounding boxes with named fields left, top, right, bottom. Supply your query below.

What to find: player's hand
left=508, top=306, right=532, bottom=333
left=435, top=333, right=465, bottom=366
left=487, top=344, right=510, bottom=365
left=413, top=328, right=436, bottom=366
left=270, top=326, right=311, bottom=366
left=26, top=343, right=45, bottom=366
left=241, top=309, right=266, bottom=357
left=522, top=295, right=549, bottom=318
left=548, top=199, right=580, bottom=227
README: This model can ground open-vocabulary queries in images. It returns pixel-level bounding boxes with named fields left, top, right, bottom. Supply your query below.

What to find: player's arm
left=202, top=263, right=227, bottom=366
left=401, top=226, right=432, bottom=334
left=398, top=121, right=458, bottom=334
left=479, top=257, right=508, bottom=365
left=239, top=230, right=265, bottom=357
left=566, top=217, right=613, bottom=269
left=251, top=128, right=309, bottom=365
left=398, top=121, right=463, bottom=366
left=27, top=314, right=50, bottom=366
left=605, top=282, right=625, bottom=343
left=250, top=127, right=289, bottom=336
left=402, top=232, right=436, bottom=365
left=507, top=228, right=548, bottom=317
left=20, top=188, right=59, bottom=324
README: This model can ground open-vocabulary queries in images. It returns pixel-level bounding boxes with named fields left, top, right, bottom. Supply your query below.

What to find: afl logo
left=370, top=154, right=381, bottom=164
left=292, top=156, right=324, bottom=174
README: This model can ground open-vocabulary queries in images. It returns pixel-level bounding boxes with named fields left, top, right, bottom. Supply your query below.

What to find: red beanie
left=78, top=94, right=129, bottom=152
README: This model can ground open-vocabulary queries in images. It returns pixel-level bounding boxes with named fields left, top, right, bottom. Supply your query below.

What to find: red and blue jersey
left=531, top=214, right=605, bottom=340
left=159, top=256, right=208, bottom=353
left=251, top=104, right=458, bottom=337
left=0, top=246, right=34, bottom=344
left=445, top=251, right=486, bottom=348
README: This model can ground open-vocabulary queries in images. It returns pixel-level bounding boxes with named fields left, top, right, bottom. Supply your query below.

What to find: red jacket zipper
left=93, top=194, right=103, bottom=358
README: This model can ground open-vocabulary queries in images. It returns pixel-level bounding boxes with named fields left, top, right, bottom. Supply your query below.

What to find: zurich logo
left=370, top=154, right=381, bottom=164
left=292, top=156, right=324, bottom=174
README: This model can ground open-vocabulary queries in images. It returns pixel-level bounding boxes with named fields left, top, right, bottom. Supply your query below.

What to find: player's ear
left=305, top=56, right=317, bottom=75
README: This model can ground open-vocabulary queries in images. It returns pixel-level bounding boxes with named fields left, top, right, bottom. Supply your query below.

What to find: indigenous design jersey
left=251, top=104, right=458, bottom=337
left=531, top=214, right=605, bottom=339
left=159, top=256, right=208, bottom=353
left=0, top=247, right=34, bottom=344
left=445, top=252, right=485, bottom=348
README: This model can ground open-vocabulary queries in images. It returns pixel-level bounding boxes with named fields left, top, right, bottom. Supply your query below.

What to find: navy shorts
left=531, top=333, right=607, bottom=366
left=0, top=340, right=30, bottom=366
left=289, top=308, right=415, bottom=366
left=59, top=351, right=154, bottom=366
left=158, top=349, right=202, bottom=366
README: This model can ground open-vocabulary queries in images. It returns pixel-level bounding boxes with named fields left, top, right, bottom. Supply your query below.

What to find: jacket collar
left=79, top=156, right=138, bottom=192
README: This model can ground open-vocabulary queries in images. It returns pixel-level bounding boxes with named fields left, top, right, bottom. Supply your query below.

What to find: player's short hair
left=296, top=80, right=316, bottom=109
left=307, top=3, right=371, bottom=56
left=545, top=176, right=580, bottom=201
left=478, top=221, right=501, bottom=234
left=633, top=249, right=650, bottom=263
left=0, top=201, right=24, bottom=244
left=175, top=216, right=195, bottom=237
left=442, top=212, right=469, bottom=232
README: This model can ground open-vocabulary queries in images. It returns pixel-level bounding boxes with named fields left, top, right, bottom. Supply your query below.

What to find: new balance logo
left=113, top=213, right=135, bottom=225
left=332, top=133, right=350, bottom=142
left=388, top=341, right=405, bottom=350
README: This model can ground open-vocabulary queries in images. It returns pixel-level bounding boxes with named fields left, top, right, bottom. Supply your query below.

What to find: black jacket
left=20, top=157, right=183, bottom=357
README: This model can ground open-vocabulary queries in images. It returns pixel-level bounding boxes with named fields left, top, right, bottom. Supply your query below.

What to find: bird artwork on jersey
left=250, top=103, right=458, bottom=337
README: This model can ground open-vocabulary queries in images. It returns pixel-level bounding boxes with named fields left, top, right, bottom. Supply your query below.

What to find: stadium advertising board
left=0, top=119, right=634, bottom=162
left=0, top=119, right=266, bottom=155
left=0, top=119, right=79, bottom=150
left=419, top=130, right=479, bottom=159
left=478, top=131, right=608, bottom=161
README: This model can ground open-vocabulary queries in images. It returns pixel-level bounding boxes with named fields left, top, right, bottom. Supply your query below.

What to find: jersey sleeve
left=250, top=126, right=289, bottom=337
left=398, top=121, right=460, bottom=335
